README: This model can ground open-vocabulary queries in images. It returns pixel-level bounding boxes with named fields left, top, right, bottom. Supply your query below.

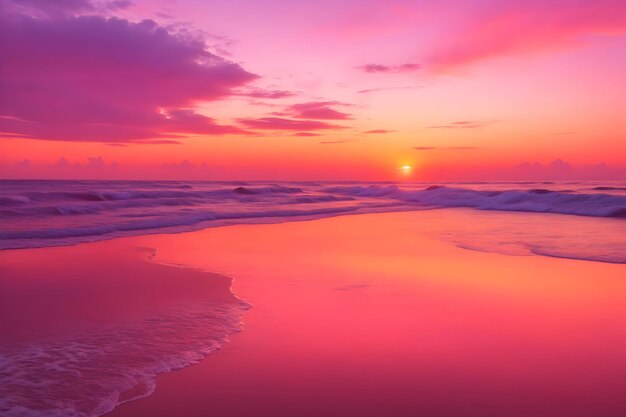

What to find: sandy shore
left=2, top=210, right=625, bottom=416
left=107, top=210, right=626, bottom=417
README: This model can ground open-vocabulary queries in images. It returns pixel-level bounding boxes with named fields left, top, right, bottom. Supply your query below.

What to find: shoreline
left=0, top=241, right=248, bottom=416
left=3, top=206, right=624, bottom=265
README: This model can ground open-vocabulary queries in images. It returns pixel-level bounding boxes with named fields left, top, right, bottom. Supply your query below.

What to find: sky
left=1, top=0, right=625, bottom=180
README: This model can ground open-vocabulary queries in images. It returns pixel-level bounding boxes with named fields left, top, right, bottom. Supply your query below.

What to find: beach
left=3, top=209, right=625, bottom=416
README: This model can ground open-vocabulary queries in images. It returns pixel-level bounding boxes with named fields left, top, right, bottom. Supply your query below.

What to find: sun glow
left=399, top=165, right=412, bottom=174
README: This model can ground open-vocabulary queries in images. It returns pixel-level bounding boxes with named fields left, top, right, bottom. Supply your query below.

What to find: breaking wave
left=0, top=296, right=249, bottom=417
left=324, top=185, right=626, bottom=218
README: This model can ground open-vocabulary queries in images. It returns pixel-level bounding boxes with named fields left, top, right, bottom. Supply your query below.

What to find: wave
left=326, top=185, right=626, bottom=218
left=0, top=196, right=32, bottom=206
left=593, top=186, right=626, bottom=191
left=0, top=205, right=364, bottom=247
left=1, top=186, right=305, bottom=206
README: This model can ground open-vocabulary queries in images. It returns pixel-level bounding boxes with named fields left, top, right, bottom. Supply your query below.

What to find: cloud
left=319, top=139, right=353, bottom=145
left=87, top=156, right=106, bottom=168
left=0, top=3, right=257, bottom=142
left=1, top=0, right=96, bottom=17
left=237, top=117, right=344, bottom=131
left=236, top=88, right=298, bottom=99
left=285, top=101, right=352, bottom=120
left=547, top=158, right=572, bottom=170
left=503, top=158, right=614, bottom=180
left=428, top=121, right=488, bottom=129
left=428, top=0, right=626, bottom=72
left=358, top=63, right=420, bottom=73
left=413, top=146, right=480, bottom=151
left=1, top=0, right=132, bottom=19
left=107, top=139, right=183, bottom=146
left=364, top=129, right=393, bottom=134
left=55, top=157, right=70, bottom=168
left=292, top=132, right=321, bottom=137
left=136, top=139, right=182, bottom=145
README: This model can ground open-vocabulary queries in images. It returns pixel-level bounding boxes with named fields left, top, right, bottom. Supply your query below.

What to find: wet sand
left=106, top=210, right=626, bottom=417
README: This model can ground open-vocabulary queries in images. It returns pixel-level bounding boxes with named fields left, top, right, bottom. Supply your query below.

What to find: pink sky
left=1, top=0, right=625, bottom=180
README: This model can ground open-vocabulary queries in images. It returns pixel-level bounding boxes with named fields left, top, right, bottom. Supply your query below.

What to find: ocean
left=1, top=179, right=624, bottom=262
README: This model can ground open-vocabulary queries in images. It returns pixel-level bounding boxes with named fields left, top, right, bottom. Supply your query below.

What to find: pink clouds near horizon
left=3, top=155, right=625, bottom=181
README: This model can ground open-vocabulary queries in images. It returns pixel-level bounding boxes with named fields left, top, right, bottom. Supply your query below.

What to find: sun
left=399, top=165, right=412, bottom=174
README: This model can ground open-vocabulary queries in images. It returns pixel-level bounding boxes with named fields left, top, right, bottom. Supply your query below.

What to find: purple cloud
left=137, top=139, right=182, bottom=145
left=286, top=101, right=352, bottom=120
left=2, top=0, right=95, bottom=17
left=0, top=4, right=257, bottom=142
left=238, top=117, right=344, bottom=131
left=1, top=0, right=132, bottom=19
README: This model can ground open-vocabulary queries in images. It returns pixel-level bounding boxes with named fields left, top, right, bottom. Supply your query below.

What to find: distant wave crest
left=325, top=185, right=626, bottom=218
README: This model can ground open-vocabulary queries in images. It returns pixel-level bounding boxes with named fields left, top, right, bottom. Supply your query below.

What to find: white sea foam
left=0, top=297, right=249, bottom=417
